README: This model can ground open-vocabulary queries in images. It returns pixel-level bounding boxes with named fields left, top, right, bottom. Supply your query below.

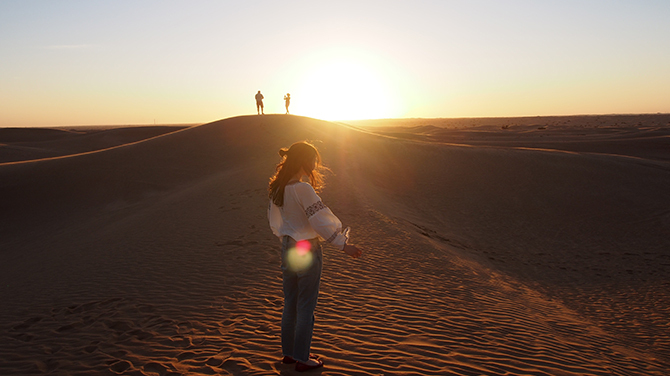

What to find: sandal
left=281, top=354, right=319, bottom=364
left=295, top=358, right=324, bottom=372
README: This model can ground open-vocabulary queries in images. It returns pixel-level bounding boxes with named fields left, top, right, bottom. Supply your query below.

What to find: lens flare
left=286, top=240, right=313, bottom=272
left=296, top=240, right=312, bottom=255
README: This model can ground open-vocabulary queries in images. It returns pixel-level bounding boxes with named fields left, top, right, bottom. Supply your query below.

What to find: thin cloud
left=43, top=44, right=93, bottom=50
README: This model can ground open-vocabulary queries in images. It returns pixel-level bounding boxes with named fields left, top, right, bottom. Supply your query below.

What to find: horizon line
left=3, top=112, right=670, bottom=128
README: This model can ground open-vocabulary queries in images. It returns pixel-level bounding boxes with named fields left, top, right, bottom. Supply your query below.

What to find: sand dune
left=0, top=125, right=190, bottom=164
left=1, top=115, right=668, bottom=375
left=348, top=114, right=670, bottom=161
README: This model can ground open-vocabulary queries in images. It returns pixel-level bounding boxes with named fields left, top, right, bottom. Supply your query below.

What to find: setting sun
left=291, top=57, right=404, bottom=121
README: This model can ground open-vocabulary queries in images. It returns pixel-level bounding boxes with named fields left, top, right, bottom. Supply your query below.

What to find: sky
left=1, top=0, right=669, bottom=127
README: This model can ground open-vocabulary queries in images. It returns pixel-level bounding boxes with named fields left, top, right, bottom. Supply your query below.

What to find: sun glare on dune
left=292, top=58, right=403, bottom=120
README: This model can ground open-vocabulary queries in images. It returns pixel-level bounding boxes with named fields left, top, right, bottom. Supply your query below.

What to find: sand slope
left=1, top=115, right=668, bottom=375
left=0, top=126, right=189, bottom=164
left=349, top=114, right=670, bottom=161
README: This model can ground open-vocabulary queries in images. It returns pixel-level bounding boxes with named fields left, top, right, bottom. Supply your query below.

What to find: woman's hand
left=343, top=244, right=362, bottom=259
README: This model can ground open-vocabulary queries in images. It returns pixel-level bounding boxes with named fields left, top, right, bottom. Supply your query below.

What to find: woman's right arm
left=295, top=183, right=362, bottom=258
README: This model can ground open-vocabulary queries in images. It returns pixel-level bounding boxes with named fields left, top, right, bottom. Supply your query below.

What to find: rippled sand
left=1, top=115, right=668, bottom=375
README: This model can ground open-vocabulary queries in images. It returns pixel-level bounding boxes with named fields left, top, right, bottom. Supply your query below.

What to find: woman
left=268, top=141, right=362, bottom=372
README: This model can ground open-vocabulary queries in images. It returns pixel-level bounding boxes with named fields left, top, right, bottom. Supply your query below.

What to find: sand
left=0, top=125, right=191, bottom=164
left=1, top=114, right=668, bottom=375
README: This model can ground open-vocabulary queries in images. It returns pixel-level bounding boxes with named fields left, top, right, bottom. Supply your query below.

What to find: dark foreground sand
left=0, top=125, right=192, bottom=164
left=1, top=115, right=669, bottom=375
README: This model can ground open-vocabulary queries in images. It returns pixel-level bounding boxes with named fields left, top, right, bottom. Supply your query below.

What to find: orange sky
left=1, top=1, right=669, bottom=126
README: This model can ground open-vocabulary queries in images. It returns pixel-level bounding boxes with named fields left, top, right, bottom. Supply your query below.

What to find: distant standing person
left=255, top=90, right=264, bottom=115
left=284, top=93, right=291, bottom=114
left=268, top=141, right=363, bottom=372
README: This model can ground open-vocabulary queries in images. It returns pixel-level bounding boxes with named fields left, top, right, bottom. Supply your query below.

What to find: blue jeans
left=281, top=236, right=323, bottom=363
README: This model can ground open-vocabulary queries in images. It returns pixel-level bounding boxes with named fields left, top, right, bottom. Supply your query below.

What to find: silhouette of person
left=255, top=90, right=264, bottom=115
left=284, top=93, right=291, bottom=114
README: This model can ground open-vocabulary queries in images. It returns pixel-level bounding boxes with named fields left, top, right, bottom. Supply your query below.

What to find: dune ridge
left=1, top=115, right=668, bottom=375
left=0, top=125, right=190, bottom=164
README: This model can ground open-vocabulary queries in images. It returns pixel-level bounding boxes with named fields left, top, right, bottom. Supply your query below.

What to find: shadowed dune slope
left=0, top=126, right=188, bottom=164
left=1, top=115, right=669, bottom=375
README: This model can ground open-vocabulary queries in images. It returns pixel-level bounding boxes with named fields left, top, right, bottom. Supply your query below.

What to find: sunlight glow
left=292, top=57, right=404, bottom=120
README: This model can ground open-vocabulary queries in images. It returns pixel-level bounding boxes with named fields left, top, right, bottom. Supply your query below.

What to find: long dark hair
left=268, top=141, right=324, bottom=206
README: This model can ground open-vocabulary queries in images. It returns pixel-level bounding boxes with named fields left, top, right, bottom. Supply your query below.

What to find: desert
left=1, top=114, right=669, bottom=375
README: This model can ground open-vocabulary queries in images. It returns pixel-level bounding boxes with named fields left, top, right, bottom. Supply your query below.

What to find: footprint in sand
left=109, top=360, right=132, bottom=374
